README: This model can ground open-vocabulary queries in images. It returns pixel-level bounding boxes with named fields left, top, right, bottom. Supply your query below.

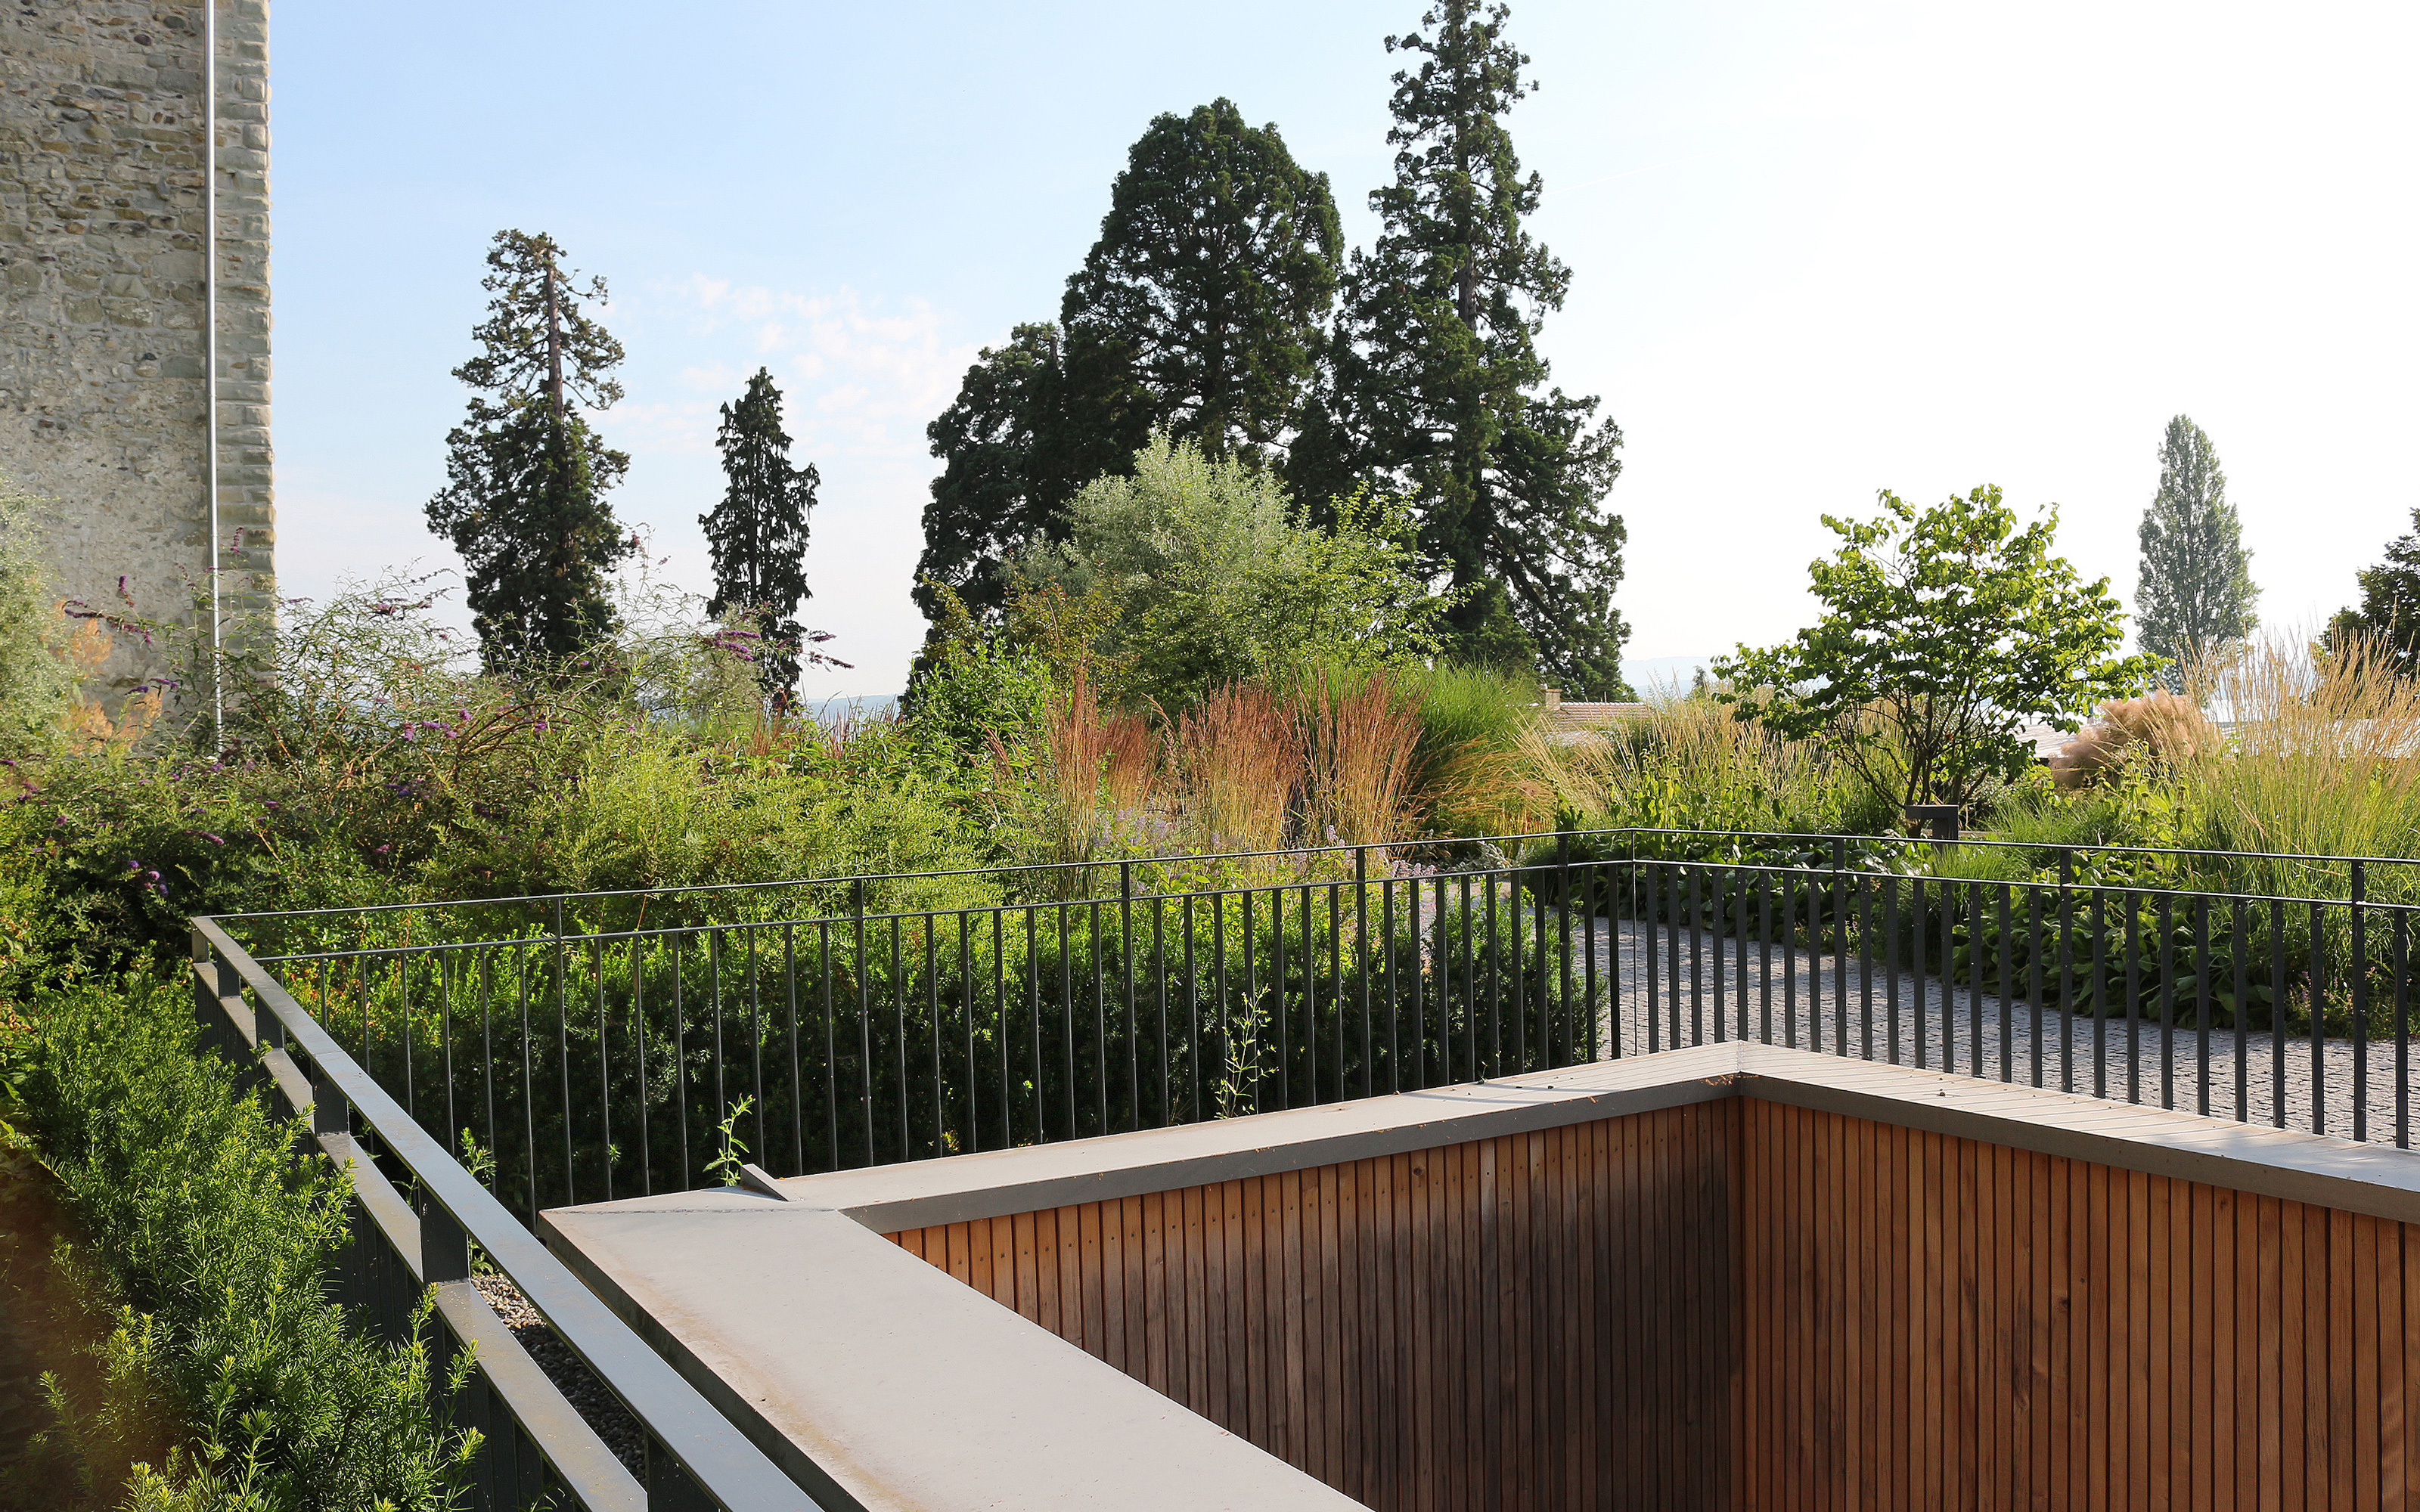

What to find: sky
left=271, top=1, right=2420, bottom=702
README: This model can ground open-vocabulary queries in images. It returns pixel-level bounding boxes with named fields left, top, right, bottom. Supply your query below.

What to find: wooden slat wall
left=889, top=1101, right=1740, bottom=1511
left=1736, top=1098, right=2420, bottom=1511
left=889, top=1097, right=2420, bottom=1510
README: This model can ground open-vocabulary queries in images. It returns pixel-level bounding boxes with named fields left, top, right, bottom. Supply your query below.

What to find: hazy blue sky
left=272, top=1, right=2420, bottom=698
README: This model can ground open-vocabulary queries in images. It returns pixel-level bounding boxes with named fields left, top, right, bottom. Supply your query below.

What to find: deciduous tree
left=2330, top=506, right=2420, bottom=676
left=1715, top=485, right=2156, bottom=814
left=2136, top=414, right=2257, bottom=686
left=424, top=231, right=631, bottom=671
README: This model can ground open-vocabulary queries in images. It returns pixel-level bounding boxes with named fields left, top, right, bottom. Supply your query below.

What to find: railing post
left=644, top=1440, right=718, bottom=1511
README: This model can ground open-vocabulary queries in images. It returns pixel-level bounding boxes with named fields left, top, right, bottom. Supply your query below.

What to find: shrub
left=14, top=974, right=476, bottom=1510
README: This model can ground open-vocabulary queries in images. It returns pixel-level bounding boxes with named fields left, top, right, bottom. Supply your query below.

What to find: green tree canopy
left=425, top=231, right=631, bottom=671
left=1714, top=485, right=2156, bottom=813
left=1013, top=434, right=1449, bottom=708
left=702, top=367, right=821, bottom=701
left=2136, top=414, right=2257, bottom=686
left=1319, top=0, right=1628, bottom=695
left=2329, top=508, right=2420, bottom=675
left=1062, top=98, right=1343, bottom=463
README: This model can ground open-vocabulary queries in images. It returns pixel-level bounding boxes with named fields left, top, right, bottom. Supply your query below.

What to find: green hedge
left=15, top=973, right=474, bottom=1510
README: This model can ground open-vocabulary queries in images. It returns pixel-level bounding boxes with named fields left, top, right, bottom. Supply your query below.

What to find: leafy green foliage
left=0, top=472, right=70, bottom=758
left=424, top=230, right=634, bottom=671
left=1716, top=485, right=2156, bottom=814
left=1323, top=0, right=1627, bottom=694
left=2329, top=507, right=2420, bottom=675
left=703, top=368, right=824, bottom=701
left=2136, top=414, right=2257, bottom=686
left=1062, top=98, right=1342, bottom=463
left=14, top=975, right=476, bottom=1510
left=911, top=324, right=1124, bottom=671
left=1013, top=435, right=1449, bottom=709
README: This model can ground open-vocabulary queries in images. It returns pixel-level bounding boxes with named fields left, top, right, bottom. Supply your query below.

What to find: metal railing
left=206, top=829, right=2420, bottom=1226
left=188, top=918, right=815, bottom=1511
left=193, top=827, right=2420, bottom=1504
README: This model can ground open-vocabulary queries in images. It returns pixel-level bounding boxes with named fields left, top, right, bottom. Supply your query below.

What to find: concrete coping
left=541, top=1043, right=2420, bottom=1510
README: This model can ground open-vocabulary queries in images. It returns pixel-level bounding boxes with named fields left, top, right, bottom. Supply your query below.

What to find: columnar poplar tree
left=426, top=231, right=632, bottom=671
left=702, top=368, right=821, bottom=700
left=1326, top=0, right=1629, bottom=694
left=2135, top=414, right=2257, bottom=686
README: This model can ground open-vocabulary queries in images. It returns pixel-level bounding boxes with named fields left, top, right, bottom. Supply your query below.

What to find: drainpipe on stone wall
left=203, top=0, right=222, bottom=742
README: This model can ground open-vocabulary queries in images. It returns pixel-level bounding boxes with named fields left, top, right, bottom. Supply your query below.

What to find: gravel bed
left=473, top=1274, right=647, bottom=1478
left=1581, top=917, right=2417, bottom=1144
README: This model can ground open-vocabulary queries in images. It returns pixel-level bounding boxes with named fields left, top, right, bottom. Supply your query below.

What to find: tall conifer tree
left=915, top=103, right=1342, bottom=671
left=1327, top=1, right=1629, bottom=695
left=1062, top=98, right=1342, bottom=461
left=703, top=368, right=821, bottom=700
left=2135, top=414, right=2257, bottom=686
left=426, top=231, right=631, bottom=671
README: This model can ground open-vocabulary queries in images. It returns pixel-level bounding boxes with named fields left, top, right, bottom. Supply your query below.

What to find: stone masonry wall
left=0, top=1, right=272, bottom=703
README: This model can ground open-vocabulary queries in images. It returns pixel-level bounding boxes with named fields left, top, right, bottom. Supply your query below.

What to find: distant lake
left=804, top=695, right=900, bottom=726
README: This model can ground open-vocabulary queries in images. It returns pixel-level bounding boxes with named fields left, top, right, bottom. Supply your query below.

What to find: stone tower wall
left=0, top=1, right=273, bottom=705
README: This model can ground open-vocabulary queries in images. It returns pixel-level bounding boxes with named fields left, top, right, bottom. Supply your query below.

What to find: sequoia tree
left=2135, top=414, right=2257, bottom=686
left=425, top=231, right=631, bottom=671
left=1328, top=1, right=1629, bottom=694
left=1060, top=98, right=1342, bottom=462
left=702, top=368, right=820, bottom=699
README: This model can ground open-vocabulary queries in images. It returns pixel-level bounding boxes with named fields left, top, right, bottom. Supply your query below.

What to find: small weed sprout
left=706, top=1095, right=755, bottom=1187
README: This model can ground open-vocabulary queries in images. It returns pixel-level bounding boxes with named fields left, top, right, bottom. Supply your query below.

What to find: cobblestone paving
left=1576, top=918, right=2417, bottom=1147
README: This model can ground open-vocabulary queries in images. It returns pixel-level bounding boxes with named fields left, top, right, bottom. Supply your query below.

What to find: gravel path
left=1579, top=917, right=2417, bottom=1145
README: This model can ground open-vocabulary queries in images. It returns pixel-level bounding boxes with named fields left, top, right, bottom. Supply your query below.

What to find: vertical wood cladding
left=891, top=1101, right=1740, bottom=1511
left=889, top=1097, right=2420, bottom=1510
left=1734, top=1097, right=2419, bottom=1510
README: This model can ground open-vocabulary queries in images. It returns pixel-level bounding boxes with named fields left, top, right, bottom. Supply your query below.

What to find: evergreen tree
left=1327, top=1, right=1629, bottom=696
left=914, top=105, right=1344, bottom=683
left=1062, top=98, right=1343, bottom=462
left=2135, top=414, right=2257, bottom=686
left=702, top=368, right=820, bottom=701
left=425, top=231, right=631, bottom=671
left=2329, top=507, right=2420, bottom=676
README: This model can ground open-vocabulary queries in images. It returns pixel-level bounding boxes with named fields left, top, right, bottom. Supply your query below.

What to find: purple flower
left=125, top=858, right=141, bottom=872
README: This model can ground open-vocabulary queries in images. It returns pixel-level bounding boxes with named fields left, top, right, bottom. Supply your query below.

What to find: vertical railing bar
left=2124, top=897, right=2141, bottom=1107
left=995, top=909, right=1010, bottom=1153
left=1996, top=885, right=2012, bottom=1083
left=1122, top=863, right=1139, bottom=1135
left=595, top=937, right=611, bottom=1202
left=2193, top=898, right=2211, bottom=1120
left=1155, top=894, right=1170, bottom=1129
left=748, top=928, right=765, bottom=1173
left=1273, top=888, right=1289, bottom=1110
left=1908, top=876, right=1922, bottom=1068
left=1184, top=894, right=1199, bottom=1123
left=2395, top=909, right=2410, bottom=1150
left=520, top=941, right=538, bottom=1222
left=2156, top=894, right=2176, bottom=1112
left=557, top=926, right=573, bottom=1209
left=1764, top=874, right=1778, bottom=1050
left=2026, top=888, right=2044, bottom=1089
left=785, top=922, right=802, bottom=1175
left=1781, top=869, right=1796, bottom=1052
left=1383, top=874, right=1401, bottom=1092
left=818, top=919, right=836, bottom=1174
left=2058, top=875, right=2074, bottom=1095
left=1858, top=877, right=1874, bottom=1061
left=926, top=918, right=942, bottom=1159
left=2092, top=889, right=2108, bottom=1101
left=2231, top=899, right=2249, bottom=1125
left=632, top=938, right=650, bottom=1197
left=2310, top=902, right=2327, bottom=1137
left=1358, top=847, right=1375, bottom=1096
left=2351, top=864, right=2370, bottom=1145
left=1646, top=863, right=1661, bottom=1055
left=1687, top=866, right=1702, bottom=1049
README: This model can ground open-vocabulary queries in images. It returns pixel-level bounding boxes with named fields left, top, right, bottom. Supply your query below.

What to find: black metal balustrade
left=191, top=826, right=2420, bottom=1507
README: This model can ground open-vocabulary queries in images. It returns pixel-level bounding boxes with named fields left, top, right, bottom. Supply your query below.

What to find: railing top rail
left=188, top=916, right=817, bottom=1510
left=206, top=826, right=2420, bottom=940
left=237, top=853, right=2420, bottom=968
